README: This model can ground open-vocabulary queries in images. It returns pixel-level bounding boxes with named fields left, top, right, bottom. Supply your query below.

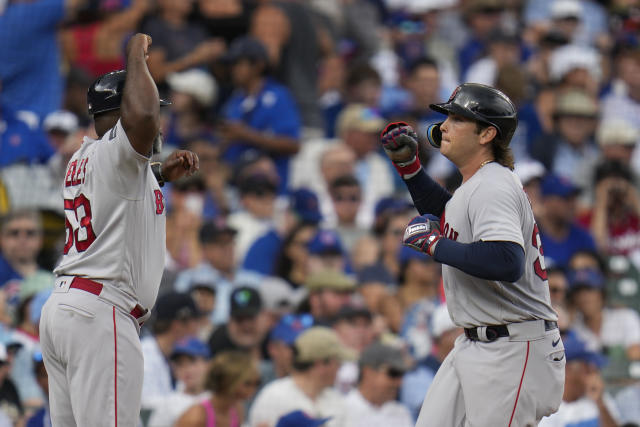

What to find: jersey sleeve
left=93, top=119, right=150, bottom=200
left=467, top=175, right=525, bottom=247
left=270, top=88, right=301, bottom=138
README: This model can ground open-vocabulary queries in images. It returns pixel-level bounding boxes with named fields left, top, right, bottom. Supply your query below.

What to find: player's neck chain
left=479, top=159, right=494, bottom=169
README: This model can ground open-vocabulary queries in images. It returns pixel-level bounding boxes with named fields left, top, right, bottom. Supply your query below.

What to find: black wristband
left=150, top=162, right=165, bottom=187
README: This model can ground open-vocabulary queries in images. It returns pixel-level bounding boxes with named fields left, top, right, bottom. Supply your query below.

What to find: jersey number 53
left=63, top=194, right=97, bottom=254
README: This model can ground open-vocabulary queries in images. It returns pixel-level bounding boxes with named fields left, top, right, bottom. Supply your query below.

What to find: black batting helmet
left=87, top=70, right=170, bottom=115
left=429, top=83, right=518, bottom=145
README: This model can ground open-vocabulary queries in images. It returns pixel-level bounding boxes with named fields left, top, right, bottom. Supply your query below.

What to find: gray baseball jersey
left=54, top=119, right=166, bottom=309
left=440, top=162, right=556, bottom=328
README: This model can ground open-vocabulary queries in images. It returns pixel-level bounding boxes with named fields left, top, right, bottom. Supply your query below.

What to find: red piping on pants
left=508, top=341, right=530, bottom=427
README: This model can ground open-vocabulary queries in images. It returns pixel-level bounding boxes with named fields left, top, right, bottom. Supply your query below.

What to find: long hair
left=476, top=123, right=515, bottom=170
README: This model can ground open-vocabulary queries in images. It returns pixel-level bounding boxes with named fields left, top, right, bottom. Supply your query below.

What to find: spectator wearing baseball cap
left=537, top=173, right=597, bottom=269
left=514, top=159, right=546, bottom=219
left=146, top=337, right=212, bottom=427
left=596, top=119, right=639, bottom=166
left=207, top=286, right=268, bottom=362
left=343, top=342, right=413, bottom=427
left=537, top=333, right=617, bottom=427
left=219, top=35, right=301, bottom=193
left=329, top=174, right=369, bottom=253
left=141, top=292, right=201, bottom=411
left=248, top=327, right=354, bottom=427
left=335, top=104, right=395, bottom=229
left=567, top=267, right=640, bottom=361
left=304, top=270, right=357, bottom=324
left=266, top=313, right=314, bottom=381
left=275, top=410, right=331, bottom=427
left=307, top=229, right=350, bottom=276
left=174, top=218, right=237, bottom=326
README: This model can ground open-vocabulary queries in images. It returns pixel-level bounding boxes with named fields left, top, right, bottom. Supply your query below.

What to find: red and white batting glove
left=380, top=122, right=422, bottom=179
left=403, top=214, right=442, bottom=257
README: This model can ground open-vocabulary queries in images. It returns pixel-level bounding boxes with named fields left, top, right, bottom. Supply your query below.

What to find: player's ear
left=479, top=126, right=498, bottom=146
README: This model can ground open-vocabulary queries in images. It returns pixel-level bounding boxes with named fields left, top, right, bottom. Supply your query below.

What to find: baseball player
left=39, top=34, right=199, bottom=426
left=381, top=83, right=565, bottom=426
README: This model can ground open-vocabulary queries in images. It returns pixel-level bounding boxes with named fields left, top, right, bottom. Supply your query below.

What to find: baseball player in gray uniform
left=39, top=34, right=199, bottom=426
left=381, top=83, right=565, bottom=426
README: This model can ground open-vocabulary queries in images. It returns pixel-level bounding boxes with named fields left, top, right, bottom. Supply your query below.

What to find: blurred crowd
left=2, top=0, right=640, bottom=426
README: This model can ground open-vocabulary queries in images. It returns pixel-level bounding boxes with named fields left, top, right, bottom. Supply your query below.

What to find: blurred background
left=2, top=0, right=640, bottom=426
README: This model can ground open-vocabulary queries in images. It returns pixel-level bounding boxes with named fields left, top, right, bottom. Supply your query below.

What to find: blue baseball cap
left=562, top=332, right=607, bottom=368
left=567, top=268, right=605, bottom=291
left=275, top=410, right=331, bottom=427
left=170, top=337, right=211, bottom=360
left=541, top=173, right=581, bottom=198
left=308, top=229, right=344, bottom=255
left=290, top=189, right=322, bottom=224
left=374, top=197, right=414, bottom=218
left=269, top=313, right=314, bottom=345
left=398, top=245, right=432, bottom=265
left=222, top=36, right=269, bottom=64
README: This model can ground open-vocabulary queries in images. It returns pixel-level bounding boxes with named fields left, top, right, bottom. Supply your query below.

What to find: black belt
left=464, top=320, right=558, bottom=342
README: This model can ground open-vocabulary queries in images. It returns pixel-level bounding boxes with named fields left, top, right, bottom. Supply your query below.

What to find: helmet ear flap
left=426, top=122, right=443, bottom=148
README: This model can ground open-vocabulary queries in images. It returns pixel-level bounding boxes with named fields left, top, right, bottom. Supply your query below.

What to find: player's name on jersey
left=65, top=157, right=89, bottom=187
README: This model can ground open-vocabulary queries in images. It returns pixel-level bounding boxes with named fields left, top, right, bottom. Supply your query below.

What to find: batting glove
left=380, top=122, right=421, bottom=179
left=403, top=214, right=442, bottom=257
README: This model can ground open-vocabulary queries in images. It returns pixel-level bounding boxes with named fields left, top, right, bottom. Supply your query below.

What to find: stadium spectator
left=303, top=270, right=356, bottom=326
left=0, top=210, right=53, bottom=307
left=0, top=0, right=87, bottom=119
left=24, top=351, right=49, bottom=427
left=306, top=229, right=349, bottom=276
left=219, top=36, right=301, bottom=191
left=146, top=337, right=211, bottom=427
left=141, top=0, right=224, bottom=85
left=567, top=268, right=640, bottom=361
left=531, top=90, right=600, bottom=191
left=176, top=350, right=261, bottom=427
left=265, top=313, right=314, bottom=382
left=174, top=218, right=237, bottom=325
left=141, top=292, right=200, bottom=411
left=328, top=174, right=367, bottom=252
left=248, top=327, right=354, bottom=427
left=272, top=223, right=319, bottom=289
left=538, top=334, right=619, bottom=427
left=344, top=342, right=413, bottom=427
left=401, top=304, right=463, bottom=421
left=241, top=188, right=322, bottom=279
left=537, top=174, right=597, bottom=268
left=207, top=286, right=268, bottom=362
left=164, top=70, right=218, bottom=148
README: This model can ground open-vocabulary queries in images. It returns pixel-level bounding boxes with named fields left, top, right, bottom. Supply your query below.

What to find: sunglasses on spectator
left=384, top=367, right=405, bottom=379
left=4, top=228, right=38, bottom=238
left=333, top=194, right=361, bottom=203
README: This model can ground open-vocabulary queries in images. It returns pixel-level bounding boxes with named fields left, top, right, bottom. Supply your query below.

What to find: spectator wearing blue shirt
left=0, top=105, right=54, bottom=167
left=537, top=174, right=597, bottom=269
left=219, top=36, right=301, bottom=192
left=240, top=188, right=322, bottom=278
left=0, top=0, right=84, bottom=120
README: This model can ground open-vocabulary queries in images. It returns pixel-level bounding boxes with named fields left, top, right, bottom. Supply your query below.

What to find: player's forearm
left=405, top=168, right=451, bottom=217
left=433, top=239, right=525, bottom=282
left=121, top=38, right=160, bottom=155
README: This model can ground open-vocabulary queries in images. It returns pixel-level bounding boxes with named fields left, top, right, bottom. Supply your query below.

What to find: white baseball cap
left=167, top=69, right=218, bottom=107
left=514, top=160, right=546, bottom=186
left=596, top=119, right=639, bottom=147
left=430, top=304, right=456, bottom=338
left=407, top=0, right=458, bottom=14
left=550, top=0, right=582, bottom=20
left=549, top=44, right=601, bottom=83
left=43, top=110, right=79, bottom=134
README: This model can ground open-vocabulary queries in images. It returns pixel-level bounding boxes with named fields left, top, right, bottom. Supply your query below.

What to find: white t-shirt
left=248, top=376, right=348, bottom=427
left=343, top=389, right=413, bottom=427
left=147, top=391, right=210, bottom=427
left=140, top=335, right=173, bottom=409
left=572, top=307, right=640, bottom=352
left=54, top=119, right=166, bottom=309
left=538, top=395, right=620, bottom=427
